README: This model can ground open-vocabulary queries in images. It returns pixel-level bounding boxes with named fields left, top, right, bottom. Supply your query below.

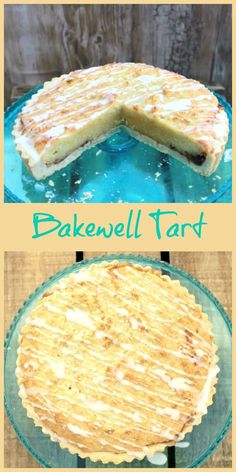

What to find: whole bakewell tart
left=13, top=63, right=229, bottom=180
left=16, top=261, right=219, bottom=464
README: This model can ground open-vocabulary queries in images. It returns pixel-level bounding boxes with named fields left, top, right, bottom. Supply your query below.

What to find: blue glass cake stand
left=4, top=87, right=232, bottom=203
left=4, top=255, right=232, bottom=468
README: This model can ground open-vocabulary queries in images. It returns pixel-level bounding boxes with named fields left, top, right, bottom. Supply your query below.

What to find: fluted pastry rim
left=15, top=258, right=220, bottom=464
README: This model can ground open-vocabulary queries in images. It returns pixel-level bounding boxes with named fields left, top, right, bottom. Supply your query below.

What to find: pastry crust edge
left=13, top=116, right=119, bottom=181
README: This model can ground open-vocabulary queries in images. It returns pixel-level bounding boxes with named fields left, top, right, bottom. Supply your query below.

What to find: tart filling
left=13, top=63, right=229, bottom=180
left=16, top=261, right=219, bottom=464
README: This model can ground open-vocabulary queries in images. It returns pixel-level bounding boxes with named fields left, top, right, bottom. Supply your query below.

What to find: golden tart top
left=16, top=261, right=219, bottom=463
left=15, top=63, right=228, bottom=159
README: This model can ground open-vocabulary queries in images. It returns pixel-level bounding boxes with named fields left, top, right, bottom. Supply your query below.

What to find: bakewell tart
left=13, top=63, right=229, bottom=180
left=16, top=261, right=219, bottom=464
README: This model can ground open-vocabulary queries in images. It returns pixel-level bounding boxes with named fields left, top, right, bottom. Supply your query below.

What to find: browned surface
left=169, top=252, right=232, bottom=468
left=4, top=252, right=76, bottom=467
left=4, top=252, right=232, bottom=467
left=4, top=4, right=232, bottom=108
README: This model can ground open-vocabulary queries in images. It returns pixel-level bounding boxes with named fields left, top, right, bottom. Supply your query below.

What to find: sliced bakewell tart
left=16, top=261, right=219, bottom=464
left=13, top=63, right=229, bottom=180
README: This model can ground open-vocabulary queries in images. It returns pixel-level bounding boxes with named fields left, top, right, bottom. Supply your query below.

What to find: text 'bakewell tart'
left=13, top=63, right=229, bottom=180
left=16, top=261, right=219, bottom=464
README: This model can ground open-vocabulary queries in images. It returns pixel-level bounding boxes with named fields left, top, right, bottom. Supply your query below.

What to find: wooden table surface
left=4, top=251, right=232, bottom=468
left=4, top=4, right=232, bottom=107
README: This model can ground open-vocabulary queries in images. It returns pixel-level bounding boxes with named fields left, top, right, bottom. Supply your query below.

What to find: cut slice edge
left=13, top=120, right=120, bottom=180
left=13, top=105, right=229, bottom=180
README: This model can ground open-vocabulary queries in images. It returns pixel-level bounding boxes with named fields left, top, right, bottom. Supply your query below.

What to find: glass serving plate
left=4, top=254, right=232, bottom=468
left=4, top=87, right=232, bottom=203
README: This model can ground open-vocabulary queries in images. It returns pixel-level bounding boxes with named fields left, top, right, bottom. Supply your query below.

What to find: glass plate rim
left=4, top=86, right=232, bottom=204
left=4, top=254, right=232, bottom=468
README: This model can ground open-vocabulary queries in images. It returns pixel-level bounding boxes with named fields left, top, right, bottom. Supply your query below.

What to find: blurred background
left=4, top=3, right=232, bottom=107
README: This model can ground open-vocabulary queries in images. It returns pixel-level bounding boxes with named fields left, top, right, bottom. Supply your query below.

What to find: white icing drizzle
left=17, top=261, right=218, bottom=456
left=147, top=452, right=168, bottom=465
left=161, top=98, right=191, bottom=112
left=47, top=359, right=65, bottom=379
left=176, top=441, right=190, bottom=448
left=16, top=62, right=228, bottom=170
left=14, top=135, right=41, bottom=165
left=197, top=365, right=220, bottom=414
left=137, top=75, right=157, bottom=84
left=156, top=407, right=180, bottom=421
left=65, top=308, right=95, bottom=329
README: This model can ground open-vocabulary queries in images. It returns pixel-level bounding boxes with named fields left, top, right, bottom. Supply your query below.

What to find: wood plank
left=4, top=252, right=75, bottom=468
left=4, top=4, right=231, bottom=106
left=189, top=5, right=220, bottom=84
left=210, top=5, right=232, bottom=102
left=4, top=252, right=75, bottom=335
left=170, top=252, right=232, bottom=319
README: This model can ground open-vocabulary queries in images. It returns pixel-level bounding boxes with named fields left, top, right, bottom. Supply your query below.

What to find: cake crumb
left=45, top=190, right=55, bottom=201
left=80, top=191, right=93, bottom=203
left=154, top=172, right=161, bottom=180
